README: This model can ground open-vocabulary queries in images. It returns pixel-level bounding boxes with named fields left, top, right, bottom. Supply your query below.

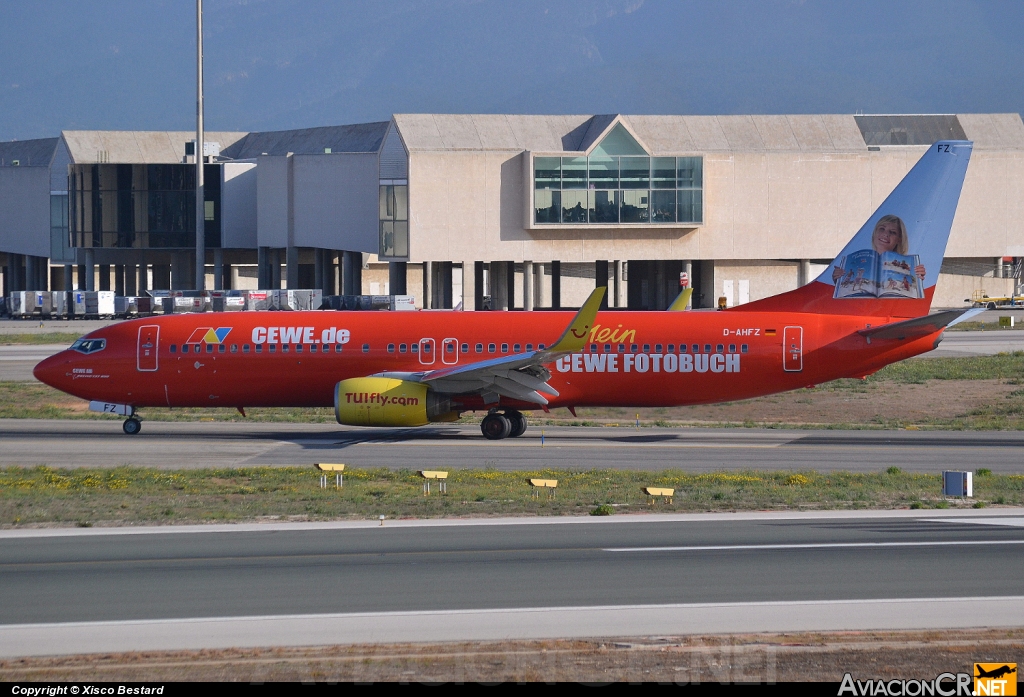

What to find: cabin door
left=418, top=338, right=436, bottom=366
left=441, top=338, right=459, bottom=365
left=137, top=325, right=160, bottom=372
left=783, top=326, right=803, bottom=372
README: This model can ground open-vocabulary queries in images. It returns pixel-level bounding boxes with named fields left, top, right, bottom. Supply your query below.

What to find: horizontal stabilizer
left=858, top=308, right=984, bottom=341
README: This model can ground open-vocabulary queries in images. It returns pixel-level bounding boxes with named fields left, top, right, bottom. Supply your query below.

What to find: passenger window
left=643, top=344, right=650, bottom=353
left=667, top=344, right=674, bottom=352
left=618, top=344, right=625, bottom=353
left=476, top=344, right=483, bottom=353
left=655, top=344, right=663, bottom=353
left=630, top=344, right=638, bottom=353
left=729, top=344, right=736, bottom=353
left=218, top=344, right=225, bottom=353
left=488, top=343, right=496, bottom=353
left=411, top=343, right=418, bottom=353
left=230, top=344, right=238, bottom=353
left=362, top=344, right=370, bottom=353
left=423, top=344, right=431, bottom=354
left=501, top=343, right=509, bottom=353
left=243, top=345, right=250, bottom=354
left=589, top=344, right=597, bottom=353
left=269, top=344, right=277, bottom=354
left=308, top=344, right=317, bottom=353
left=716, top=344, right=724, bottom=353
left=604, top=344, right=611, bottom=353
left=170, top=345, right=177, bottom=354
left=295, top=344, right=303, bottom=353
left=388, top=344, right=395, bottom=353
left=335, top=344, right=343, bottom=352
left=538, top=344, right=545, bottom=350
left=461, top=343, right=469, bottom=353
left=182, top=345, right=189, bottom=354
left=282, top=344, right=289, bottom=353
left=255, top=344, right=263, bottom=354
left=445, top=343, right=454, bottom=354
left=741, top=344, right=749, bottom=353
left=514, top=343, right=521, bottom=353
left=704, top=344, right=711, bottom=353
left=400, top=344, right=407, bottom=353
left=526, top=343, right=533, bottom=351
left=692, top=344, right=699, bottom=353
left=206, top=344, right=214, bottom=354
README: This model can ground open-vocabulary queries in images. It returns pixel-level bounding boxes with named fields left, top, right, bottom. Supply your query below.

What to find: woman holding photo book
left=831, top=215, right=926, bottom=299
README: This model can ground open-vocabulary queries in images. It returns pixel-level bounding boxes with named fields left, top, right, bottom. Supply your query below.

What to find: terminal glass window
left=69, top=164, right=221, bottom=249
left=534, top=153, right=703, bottom=225
left=379, top=184, right=408, bottom=258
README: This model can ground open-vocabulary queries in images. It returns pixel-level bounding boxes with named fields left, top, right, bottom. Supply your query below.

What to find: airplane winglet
left=548, top=287, right=606, bottom=353
left=667, top=287, right=692, bottom=311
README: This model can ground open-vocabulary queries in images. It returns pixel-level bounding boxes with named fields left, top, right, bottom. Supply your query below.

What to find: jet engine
left=334, top=377, right=460, bottom=427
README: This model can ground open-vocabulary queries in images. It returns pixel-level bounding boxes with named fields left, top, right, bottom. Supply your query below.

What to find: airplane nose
left=33, top=352, right=68, bottom=388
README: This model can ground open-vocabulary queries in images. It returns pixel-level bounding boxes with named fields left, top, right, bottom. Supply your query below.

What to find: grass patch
left=2, top=466, right=1022, bottom=527
left=0, top=333, right=81, bottom=346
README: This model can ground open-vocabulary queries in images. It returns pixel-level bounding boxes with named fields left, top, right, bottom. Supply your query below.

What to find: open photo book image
left=833, top=249, right=924, bottom=299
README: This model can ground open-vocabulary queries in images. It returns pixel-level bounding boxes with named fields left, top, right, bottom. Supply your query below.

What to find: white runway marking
left=926, top=517, right=1024, bottom=528
left=4, top=596, right=1024, bottom=657
left=604, top=539, right=1024, bottom=553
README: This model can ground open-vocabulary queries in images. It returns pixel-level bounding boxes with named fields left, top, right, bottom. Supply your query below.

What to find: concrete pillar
left=271, top=249, right=282, bottom=289
left=213, top=248, right=224, bottom=291
left=222, top=263, right=232, bottom=291
left=613, top=260, right=624, bottom=308
left=490, top=262, right=507, bottom=310
left=551, top=260, right=561, bottom=310
left=422, top=261, right=433, bottom=309
left=534, top=263, right=546, bottom=309
left=996, top=257, right=1005, bottom=279
left=439, top=261, right=453, bottom=308
left=125, top=265, right=137, bottom=296
left=682, top=260, right=692, bottom=309
left=98, top=263, right=109, bottom=291
left=114, top=265, right=125, bottom=296
left=83, top=251, right=95, bottom=292
left=523, top=261, right=534, bottom=311
left=24, top=256, right=36, bottom=291
left=257, top=247, right=269, bottom=288
left=139, top=264, right=149, bottom=293
left=389, top=261, right=407, bottom=296
left=462, top=262, right=476, bottom=311
left=286, top=246, right=299, bottom=289
left=595, top=260, right=609, bottom=309
left=313, top=249, right=323, bottom=292
left=343, top=251, right=362, bottom=295
left=798, top=259, right=812, bottom=287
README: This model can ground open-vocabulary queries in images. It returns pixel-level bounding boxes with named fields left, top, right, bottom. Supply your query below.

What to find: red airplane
left=34, top=141, right=978, bottom=439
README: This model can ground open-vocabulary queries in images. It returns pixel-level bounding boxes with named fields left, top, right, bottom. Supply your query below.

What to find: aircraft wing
left=858, top=308, right=984, bottom=341
left=375, top=287, right=606, bottom=405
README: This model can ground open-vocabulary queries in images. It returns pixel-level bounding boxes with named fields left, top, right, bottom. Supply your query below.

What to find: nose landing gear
left=480, top=409, right=527, bottom=440
left=122, top=407, right=142, bottom=435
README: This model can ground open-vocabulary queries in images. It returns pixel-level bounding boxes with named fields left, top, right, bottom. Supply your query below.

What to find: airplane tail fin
left=735, top=141, right=973, bottom=318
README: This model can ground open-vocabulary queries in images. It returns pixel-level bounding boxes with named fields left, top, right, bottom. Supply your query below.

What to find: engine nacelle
left=334, top=377, right=459, bottom=427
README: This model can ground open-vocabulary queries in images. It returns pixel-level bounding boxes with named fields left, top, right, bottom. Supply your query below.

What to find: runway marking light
left=315, top=463, right=345, bottom=489
left=529, top=478, right=558, bottom=499
left=644, top=487, right=674, bottom=504
left=420, top=470, right=448, bottom=495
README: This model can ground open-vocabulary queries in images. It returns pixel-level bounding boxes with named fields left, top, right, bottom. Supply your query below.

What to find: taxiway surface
left=2, top=419, right=1024, bottom=471
left=1, top=511, right=1022, bottom=656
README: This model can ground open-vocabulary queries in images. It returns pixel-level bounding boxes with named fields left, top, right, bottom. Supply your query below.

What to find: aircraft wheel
left=506, top=410, right=527, bottom=438
left=122, top=418, right=142, bottom=435
left=987, top=302, right=997, bottom=310
left=481, top=413, right=512, bottom=440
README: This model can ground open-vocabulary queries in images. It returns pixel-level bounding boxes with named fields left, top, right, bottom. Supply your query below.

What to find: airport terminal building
left=1, top=113, right=1022, bottom=310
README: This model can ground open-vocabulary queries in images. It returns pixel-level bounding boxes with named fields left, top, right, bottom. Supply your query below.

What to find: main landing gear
left=481, top=409, right=527, bottom=440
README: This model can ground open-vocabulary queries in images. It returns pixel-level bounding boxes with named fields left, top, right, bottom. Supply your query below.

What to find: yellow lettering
left=590, top=325, right=601, bottom=342
left=597, top=327, right=613, bottom=342
left=619, top=329, right=636, bottom=344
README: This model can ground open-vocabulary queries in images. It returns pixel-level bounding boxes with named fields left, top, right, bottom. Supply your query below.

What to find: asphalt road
left=1, top=511, right=1022, bottom=655
left=1, top=419, right=1022, bottom=472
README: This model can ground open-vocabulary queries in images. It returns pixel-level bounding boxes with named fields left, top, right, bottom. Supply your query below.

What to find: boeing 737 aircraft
left=34, top=141, right=979, bottom=439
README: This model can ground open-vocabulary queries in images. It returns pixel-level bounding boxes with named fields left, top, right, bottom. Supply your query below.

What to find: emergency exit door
left=783, top=326, right=803, bottom=372
left=137, top=325, right=159, bottom=372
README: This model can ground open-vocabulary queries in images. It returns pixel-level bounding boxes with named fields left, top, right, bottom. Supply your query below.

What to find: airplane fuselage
left=33, top=309, right=941, bottom=413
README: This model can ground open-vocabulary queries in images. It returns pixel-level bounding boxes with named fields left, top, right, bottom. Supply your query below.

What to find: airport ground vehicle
left=34, top=142, right=978, bottom=438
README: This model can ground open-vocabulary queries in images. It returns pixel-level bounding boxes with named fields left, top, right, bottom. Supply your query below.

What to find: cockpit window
left=70, top=338, right=106, bottom=354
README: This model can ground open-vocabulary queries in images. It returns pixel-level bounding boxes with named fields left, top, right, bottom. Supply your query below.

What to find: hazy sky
left=2, top=0, right=1022, bottom=141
